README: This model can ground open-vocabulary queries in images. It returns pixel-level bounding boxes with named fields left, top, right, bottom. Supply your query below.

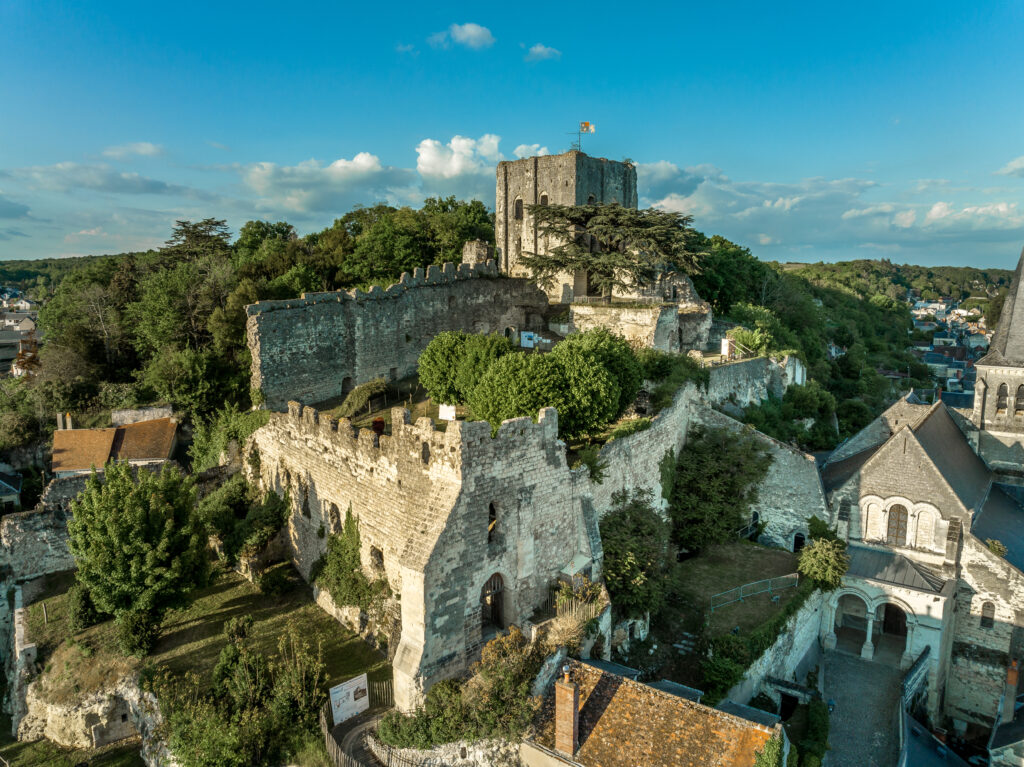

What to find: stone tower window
left=997, top=383, right=1009, bottom=413
left=488, top=502, right=498, bottom=544
left=540, top=193, right=548, bottom=206
left=421, top=442, right=430, bottom=464
left=587, top=194, right=596, bottom=204
left=981, top=601, right=996, bottom=629
left=514, top=198, right=523, bottom=220
left=1016, top=385, right=1024, bottom=416
left=886, top=504, right=909, bottom=546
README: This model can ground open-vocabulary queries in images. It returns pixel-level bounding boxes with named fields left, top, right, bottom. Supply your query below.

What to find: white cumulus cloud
left=102, top=142, right=163, bottom=159
left=429, top=23, right=494, bottom=50
left=416, top=135, right=502, bottom=179
left=524, top=43, right=560, bottom=62
left=996, top=156, right=1024, bottom=178
left=513, top=144, right=549, bottom=159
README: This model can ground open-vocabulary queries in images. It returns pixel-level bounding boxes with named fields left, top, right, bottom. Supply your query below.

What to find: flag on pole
left=580, top=121, right=596, bottom=133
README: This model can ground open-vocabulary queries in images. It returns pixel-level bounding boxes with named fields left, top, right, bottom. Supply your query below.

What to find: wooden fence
left=319, top=702, right=362, bottom=767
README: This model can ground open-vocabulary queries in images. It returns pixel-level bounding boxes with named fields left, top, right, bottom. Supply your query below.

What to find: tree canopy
left=520, top=203, right=705, bottom=298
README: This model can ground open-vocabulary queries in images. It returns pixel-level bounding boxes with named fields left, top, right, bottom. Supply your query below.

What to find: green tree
left=669, top=426, right=773, bottom=551
left=67, top=462, right=208, bottom=650
left=139, top=346, right=215, bottom=419
left=521, top=203, right=704, bottom=299
left=418, top=331, right=469, bottom=404
left=453, top=333, right=513, bottom=402
left=421, top=196, right=494, bottom=262
left=551, top=328, right=641, bottom=415
left=599, top=490, right=671, bottom=619
left=797, top=538, right=849, bottom=589
left=343, top=207, right=434, bottom=283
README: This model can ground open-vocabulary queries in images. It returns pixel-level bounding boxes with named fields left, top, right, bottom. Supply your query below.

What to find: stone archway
left=872, top=602, right=909, bottom=667
left=480, top=573, right=505, bottom=640
left=833, top=592, right=871, bottom=657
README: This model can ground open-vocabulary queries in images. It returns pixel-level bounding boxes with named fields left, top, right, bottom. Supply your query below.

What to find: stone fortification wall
left=733, top=590, right=826, bottom=704
left=111, top=406, right=174, bottom=426
left=569, top=303, right=711, bottom=353
left=246, top=260, right=549, bottom=411
left=692, top=407, right=831, bottom=550
left=945, top=534, right=1024, bottom=727
left=0, top=475, right=85, bottom=582
left=706, top=357, right=787, bottom=408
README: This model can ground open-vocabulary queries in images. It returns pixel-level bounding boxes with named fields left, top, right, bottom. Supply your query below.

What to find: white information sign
left=438, top=403, right=457, bottom=421
left=521, top=331, right=536, bottom=349
left=330, top=673, right=369, bottom=726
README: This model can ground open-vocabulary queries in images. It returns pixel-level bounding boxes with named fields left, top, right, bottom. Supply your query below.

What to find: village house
left=50, top=416, right=178, bottom=478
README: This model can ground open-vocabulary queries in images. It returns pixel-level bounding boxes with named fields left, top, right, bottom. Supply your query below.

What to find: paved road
left=823, top=651, right=902, bottom=767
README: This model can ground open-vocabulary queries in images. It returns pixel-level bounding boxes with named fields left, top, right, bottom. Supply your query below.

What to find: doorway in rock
left=779, top=693, right=799, bottom=721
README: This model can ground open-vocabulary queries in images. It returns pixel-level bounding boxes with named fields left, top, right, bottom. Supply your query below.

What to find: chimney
left=56, top=412, right=64, bottom=431
left=555, top=664, right=579, bottom=757
left=1002, top=661, right=1019, bottom=723
left=65, top=412, right=72, bottom=430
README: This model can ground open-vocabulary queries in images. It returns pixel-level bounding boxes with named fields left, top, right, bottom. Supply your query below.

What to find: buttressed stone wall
left=246, top=260, right=549, bottom=411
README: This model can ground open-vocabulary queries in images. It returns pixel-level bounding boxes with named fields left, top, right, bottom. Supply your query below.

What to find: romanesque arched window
left=513, top=198, right=523, bottom=220
left=886, top=504, right=909, bottom=546
left=997, top=383, right=1009, bottom=413
left=540, top=193, right=548, bottom=206
left=1015, top=385, right=1024, bottom=416
left=981, top=601, right=995, bottom=629
left=587, top=194, right=596, bottom=204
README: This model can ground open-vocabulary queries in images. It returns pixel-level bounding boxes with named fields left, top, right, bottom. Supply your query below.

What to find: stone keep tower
left=495, top=150, right=638, bottom=302
left=972, top=247, right=1024, bottom=480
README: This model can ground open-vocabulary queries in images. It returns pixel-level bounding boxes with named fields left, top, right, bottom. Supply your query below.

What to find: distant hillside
left=0, top=253, right=142, bottom=296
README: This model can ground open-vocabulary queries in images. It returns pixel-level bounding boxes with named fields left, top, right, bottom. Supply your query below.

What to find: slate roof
left=821, top=446, right=878, bottom=494
left=972, top=486, right=1024, bottom=572
left=0, top=472, right=21, bottom=495
left=912, top=403, right=991, bottom=511
left=648, top=679, right=704, bottom=702
left=979, top=248, right=1024, bottom=367
left=846, top=545, right=946, bottom=593
left=531, top=660, right=777, bottom=767
left=991, top=705, right=1024, bottom=750
left=714, top=700, right=782, bottom=728
left=51, top=418, right=177, bottom=473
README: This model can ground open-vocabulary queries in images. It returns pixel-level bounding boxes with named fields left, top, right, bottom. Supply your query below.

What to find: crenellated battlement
left=276, top=400, right=561, bottom=470
left=247, top=260, right=547, bottom=411
left=246, top=260, right=500, bottom=318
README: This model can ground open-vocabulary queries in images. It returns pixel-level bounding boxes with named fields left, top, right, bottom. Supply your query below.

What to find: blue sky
left=2, top=1, right=1024, bottom=267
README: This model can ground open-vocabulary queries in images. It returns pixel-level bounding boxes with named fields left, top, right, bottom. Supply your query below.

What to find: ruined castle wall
left=692, top=407, right=831, bottom=550
left=589, top=384, right=700, bottom=516
left=945, top=534, right=1024, bottom=727
left=570, top=305, right=676, bottom=350
left=246, top=262, right=549, bottom=411
left=0, top=475, right=86, bottom=582
left=706, top=357, right=786, bottom=408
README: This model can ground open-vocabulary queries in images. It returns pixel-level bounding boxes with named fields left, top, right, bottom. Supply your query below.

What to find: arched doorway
left=480, top=573, right=505, bottom=639
left=793, top=533, right=806, bottom=552
left=833, top=593, right=870, bottom=655
left=874, top=603, right=908, bottom=665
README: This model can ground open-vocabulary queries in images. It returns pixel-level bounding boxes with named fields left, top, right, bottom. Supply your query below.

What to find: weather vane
left=569, top=121, right=596, bottom=151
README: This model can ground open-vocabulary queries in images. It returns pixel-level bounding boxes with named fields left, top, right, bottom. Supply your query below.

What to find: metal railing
left=709, top=573, right=799, bottom=612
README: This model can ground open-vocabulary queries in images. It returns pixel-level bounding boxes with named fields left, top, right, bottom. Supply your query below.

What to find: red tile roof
left=531, top=660, right=778, bottom=767
left=51, top=418, right=177, bottom=473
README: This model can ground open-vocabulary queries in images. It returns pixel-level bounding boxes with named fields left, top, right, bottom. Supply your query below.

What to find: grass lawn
left=24, top=562, right=390, bottom=706
left=672, top=541, right=801, bottom=637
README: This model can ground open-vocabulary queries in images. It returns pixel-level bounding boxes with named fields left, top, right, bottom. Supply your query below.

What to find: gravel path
left=823, top=651, right=902, bottom=767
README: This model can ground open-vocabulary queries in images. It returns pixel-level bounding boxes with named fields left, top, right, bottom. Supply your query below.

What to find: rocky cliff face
left=18, top=673, right=179, bottom=766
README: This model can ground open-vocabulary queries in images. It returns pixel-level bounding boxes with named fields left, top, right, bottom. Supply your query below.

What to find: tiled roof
left=846, top=545, right=946, bottom=593
left=51, top=418, right=177, bottom=473
left=531, top=660, right=777, bottom=767
left=52, top=428, right=117, bottom=473
left=112, top=417, right=177, bottom=461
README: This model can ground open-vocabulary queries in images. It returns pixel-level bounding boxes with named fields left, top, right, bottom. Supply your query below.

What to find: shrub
left=116, top=609, right=160, bottom=656
left=257, top=566, right=291, bottom=596
left=988, top=538, right=1009, bottom=557
left=453, top=334, right=512, bottom=403
left=198, top=475, right=288, bottom=564
left=607, top=417, right=652, bottom=441
left=317, top=507, right=388, bottom=611
left=468, top=349, right=617, bottom=439
left=334, top=377, right=387, bottom=419
left=599, top=490, right=672, bottom=620
left=571, top=445, right=607, bottom=483
left=668, top=426, right=772, bottom=551
left=753, top=734, right=785, bottom=767
left=67, top=582, right=103, bottom=633
left=635, top=349, right=707, bottom=410
left=552, top=329, right=641, bottom=415
left=418, top=331, right=469, bottom=404
left=190, top=403, right=271, bottom=472
left=797, top=539, right=850, bottom=589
